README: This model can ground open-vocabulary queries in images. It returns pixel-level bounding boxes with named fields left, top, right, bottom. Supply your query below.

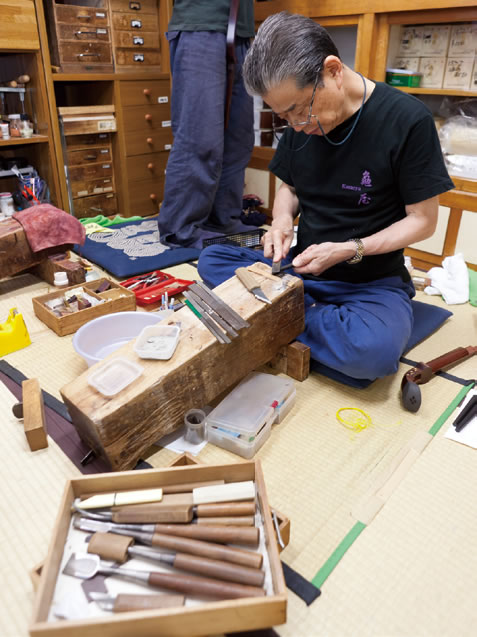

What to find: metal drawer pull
left=130, top=1, right=141, bottom=9
left=131, top=20, right=142, bottom=28
left=133, top=36, right=144, bottom=45
left=78, top=53, right=100, bottom=58
left=85, top=154, right=98, bottom=160
left=134, top=54, right=144, bottom=62
left=77, top=13, right=92, bottom=19
left=75, top=30, right=98, bottom=37
left=90, top=207, right=103, bottom=212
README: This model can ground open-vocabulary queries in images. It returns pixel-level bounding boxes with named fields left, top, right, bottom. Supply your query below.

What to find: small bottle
left=53, top=271, right=69, bottom=288
left=0, top=192, right=15, bottom=217
left=0, top=122, right=9, bottom=140
left=19, top=114, right=34, bottom=138
left=8, top=114, right=21, bottom=137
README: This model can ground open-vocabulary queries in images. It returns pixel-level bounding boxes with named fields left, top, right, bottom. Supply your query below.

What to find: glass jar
left=0, top=192, right=15, bottom=217
left=19, top=114, right=34, bottom=138
left=8, top=114, right=21, bottom=137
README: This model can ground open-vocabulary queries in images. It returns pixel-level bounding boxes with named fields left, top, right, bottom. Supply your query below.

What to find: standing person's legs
left=206, top=38, right=255, bottom=233
left=158, top=32, right=228, bottom=248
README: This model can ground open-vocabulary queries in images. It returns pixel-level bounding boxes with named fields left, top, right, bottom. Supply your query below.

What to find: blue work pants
left=158, top=31, right=254, bottom=248
left=198, top=245, right=415, bottom=382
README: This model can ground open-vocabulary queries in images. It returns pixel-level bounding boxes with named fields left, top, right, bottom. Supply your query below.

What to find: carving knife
left=235, top=268, right=272, bottom=304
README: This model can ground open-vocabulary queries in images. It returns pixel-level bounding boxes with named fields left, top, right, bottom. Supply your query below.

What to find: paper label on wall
left=158, top=96, right=168, bottom=103
left=95, top=12, right=106, bottom=18
left=161, top=120, right=171, bottom=127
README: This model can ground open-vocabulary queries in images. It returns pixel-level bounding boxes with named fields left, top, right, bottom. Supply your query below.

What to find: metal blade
left=271, top=260, right=281, bottom=275
left=193, top=282, right=249, bottom=329
left=186, top=289, right=238, bottom=338
left=252, top=287, right=272, bottom=305
left=63, top=552, right=100, bottom=579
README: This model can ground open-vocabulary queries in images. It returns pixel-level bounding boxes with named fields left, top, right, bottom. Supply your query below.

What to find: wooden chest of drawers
left=110, top=0, right=161, bottom=73
left=44, top=1, right=114, bottom=73
left=118, top=78, right=172, bottom=216
left=63, top=129, right=118, bottom=218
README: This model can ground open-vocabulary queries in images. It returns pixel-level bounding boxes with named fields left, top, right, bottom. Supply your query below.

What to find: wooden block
left=22, top=378, right=48, bottom=451
left=266, top=341, right=310, bottom=381
left=32, top=254, right=86, bottom=286
left=286, top=341, right=310, bottom=382
left=0, top=218, right=72, bottom=278
left=61, top=271, right=305, bottom=470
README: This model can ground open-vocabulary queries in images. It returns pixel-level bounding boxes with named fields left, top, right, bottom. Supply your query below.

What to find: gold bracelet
left=346, top=238, right=365, bottom=264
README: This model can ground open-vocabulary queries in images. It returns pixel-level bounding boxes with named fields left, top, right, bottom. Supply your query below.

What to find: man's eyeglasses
left=272, top=72, right=321, bottom=134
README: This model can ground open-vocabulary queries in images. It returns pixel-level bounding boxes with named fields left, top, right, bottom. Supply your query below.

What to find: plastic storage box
left=206, top=372, right=296, bottom=459
left=386, top=68, right=422, bottom=87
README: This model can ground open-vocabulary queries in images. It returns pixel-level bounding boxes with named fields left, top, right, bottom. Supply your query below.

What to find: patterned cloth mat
left=1, top=268, right=476, bottom=637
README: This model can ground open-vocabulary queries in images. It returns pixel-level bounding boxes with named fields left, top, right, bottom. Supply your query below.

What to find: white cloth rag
left=424, top=253, right=469, bottom=304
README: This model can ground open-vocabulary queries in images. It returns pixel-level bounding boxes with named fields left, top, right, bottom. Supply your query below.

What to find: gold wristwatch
left=347, top=238, right=365, bottom=264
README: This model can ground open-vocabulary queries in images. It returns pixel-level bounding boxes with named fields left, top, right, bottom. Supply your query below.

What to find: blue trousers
left=158, top=31, right=254, bottom=249
left=198, top=245, right=416, bottom=382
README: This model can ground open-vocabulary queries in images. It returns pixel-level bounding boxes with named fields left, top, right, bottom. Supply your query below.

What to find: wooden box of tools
left=61, top=270, right=305, bottom=470
left=29, top=461, right=287, bottom=637
left=32, top=278, right=136, bottom=336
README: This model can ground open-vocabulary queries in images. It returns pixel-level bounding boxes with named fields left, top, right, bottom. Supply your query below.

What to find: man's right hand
left=262, top=223, right=295, bottom=261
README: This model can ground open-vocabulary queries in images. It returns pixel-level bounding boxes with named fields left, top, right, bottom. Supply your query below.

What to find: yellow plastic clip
left=0, top=308, right=32, bottom=356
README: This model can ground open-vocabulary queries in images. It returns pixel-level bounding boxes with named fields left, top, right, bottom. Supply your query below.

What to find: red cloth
left=13, top=204, right=86, bottom=252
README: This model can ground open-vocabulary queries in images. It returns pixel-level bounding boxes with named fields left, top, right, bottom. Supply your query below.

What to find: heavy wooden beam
left=61, top=270, right=305, bottom=470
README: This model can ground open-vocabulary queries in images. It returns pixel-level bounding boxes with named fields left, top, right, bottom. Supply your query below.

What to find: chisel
left=235, top=268, right=272, bottom=304
left=111, top=500, right=256, bottom=524
left=74, top=518, right=263, bottom=569
left=87, top=531, right=265, bottom=587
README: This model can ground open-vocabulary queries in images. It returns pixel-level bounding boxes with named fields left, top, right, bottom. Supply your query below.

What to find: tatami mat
left=1, top=265, right=476, bottom=637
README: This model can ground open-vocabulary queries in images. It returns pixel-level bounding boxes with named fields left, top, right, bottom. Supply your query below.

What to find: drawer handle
left=147, top=163, right=155, bottom=170
left=145, top=113, right=152, bottom=121
left=146, top=137, right=153, bottom=144
left=76, top=13, right=92, bottom=19
left=150, top=193, right=157, bottom=201
left=75, top=30, right=98, bottom=37
left=78, top=53, right=100, bottom=58
left=129, top=1, right=141, bottom=9
left=90, top=207, right=103, bottom=212
left=85, top=154, right=98, bottom=160
left=143, top=88, right=151, bottom=96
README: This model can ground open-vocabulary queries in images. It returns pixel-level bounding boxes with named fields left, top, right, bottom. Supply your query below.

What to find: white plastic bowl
left=73, top=310, right=172, bottom=367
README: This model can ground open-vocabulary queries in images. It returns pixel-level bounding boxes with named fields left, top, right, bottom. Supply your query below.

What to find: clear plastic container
left=8, top=114, right=21, bottom=137
left=19, top=114, right=34, bottom=138
left=206, top=372, right=296, bottom=458
left=133, top=324, right=180, bottom=360
left=88, top=357, right=144, bottom=397
left=0, top=192, right=15, bottom=217
left=184, top=408, right=206, bottom=444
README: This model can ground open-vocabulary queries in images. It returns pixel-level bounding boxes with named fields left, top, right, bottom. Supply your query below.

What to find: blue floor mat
left=74, top=218, right=200, bottom=278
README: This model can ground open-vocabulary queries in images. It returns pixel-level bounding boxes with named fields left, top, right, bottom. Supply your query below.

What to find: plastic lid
left=88, top=357, right=144, bottom=396
left=207, top=372, right=295, bottom=435
left=8, top=114, right=20, bottom=119
left=20, top=114, right=30, bottom=120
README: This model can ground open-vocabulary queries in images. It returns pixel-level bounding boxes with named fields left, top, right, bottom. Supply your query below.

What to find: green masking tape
left=311, top=521, right=366, bottom=589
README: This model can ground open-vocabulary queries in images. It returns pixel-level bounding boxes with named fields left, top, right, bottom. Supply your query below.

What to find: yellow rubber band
left=336, top=407, right=373, bottom=432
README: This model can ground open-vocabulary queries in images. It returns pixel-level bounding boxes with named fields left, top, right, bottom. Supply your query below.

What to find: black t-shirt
left=269, top=82, right=454, bottom=283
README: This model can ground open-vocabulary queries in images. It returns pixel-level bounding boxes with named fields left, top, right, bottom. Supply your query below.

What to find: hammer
left=401, top=345, right=476, bottom=412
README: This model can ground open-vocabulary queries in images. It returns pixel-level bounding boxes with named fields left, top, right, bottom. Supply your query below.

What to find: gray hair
left=242, top=11, right=340, bottom=96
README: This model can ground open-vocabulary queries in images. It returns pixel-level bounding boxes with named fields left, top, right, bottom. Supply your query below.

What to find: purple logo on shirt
left=361, top=171, right=372, bottom=187
left=358, top=193, right=371, bottom=205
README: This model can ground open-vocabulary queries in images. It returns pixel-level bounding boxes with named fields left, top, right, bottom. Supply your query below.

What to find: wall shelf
left=398, top=87, right=477, bottom=98
left=0, top=135, right=49, bottom=147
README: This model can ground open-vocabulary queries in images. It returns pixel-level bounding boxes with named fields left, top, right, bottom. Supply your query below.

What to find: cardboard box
left=420, top=25, right=451, bottom=57
left=398, top=26, right=423, bottom=57
left=448, top=23, right=476, bottom=58
left=419, top=57, right=447, bottom=89
left=32, top=278, right=136, bottom=336
left=443, top=57, right=473, bottom=90
left=29, top=461, right=287, bottom=637
left=393, top=57, right=420, bottom=72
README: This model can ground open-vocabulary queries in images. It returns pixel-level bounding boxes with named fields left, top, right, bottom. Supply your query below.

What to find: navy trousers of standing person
left=158, top=31, right=254, bottom=249
left=198, top=245, right=416, bottom=383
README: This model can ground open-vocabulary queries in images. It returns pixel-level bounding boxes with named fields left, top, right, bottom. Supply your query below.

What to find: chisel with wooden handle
left=87, top=531, right=265, bottom=587
left=235, top=268, right=272, bottom=304
left=89, top=591, right=185, bottom=612
left=64, top=552, right=265, bottom=600
left=75, top=518, right=263, bottom=569
left=112, top=500, right=256, bottom=524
